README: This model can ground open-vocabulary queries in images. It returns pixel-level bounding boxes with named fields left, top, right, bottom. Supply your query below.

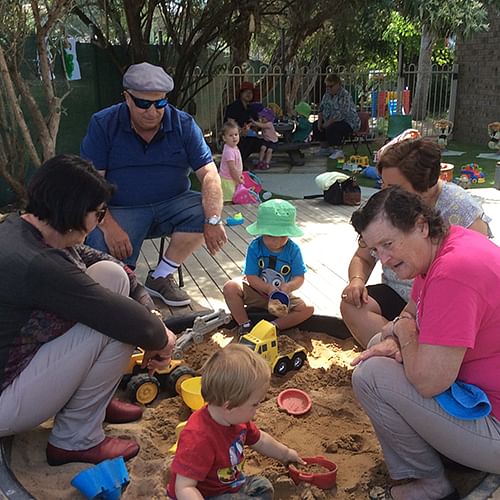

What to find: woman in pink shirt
left=350, top=187, right=500, bottom=500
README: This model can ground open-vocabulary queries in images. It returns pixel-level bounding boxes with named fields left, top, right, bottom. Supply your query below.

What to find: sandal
left=369, top=486, right=460, bottom=500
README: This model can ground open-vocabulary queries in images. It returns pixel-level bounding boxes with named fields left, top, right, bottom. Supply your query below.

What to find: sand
left=8, top=328, right=485, bottom=499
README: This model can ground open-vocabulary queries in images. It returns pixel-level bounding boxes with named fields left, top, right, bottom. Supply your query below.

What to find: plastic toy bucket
left=268, top=290, right=290, bottom=317
left=269, top=290, right=290, bottom=307
left=440, top=163, right=454, bottom=182
left=289, top=456, right=338, bottom=490
left=180, top=376, right=205, bottom=411
left=71, top=456, right=129, bottom=500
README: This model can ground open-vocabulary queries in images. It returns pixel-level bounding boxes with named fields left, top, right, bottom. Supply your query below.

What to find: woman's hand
left=141, top=327, right=177, bottom=375
left=341, top=278, right=368, bottom=308
left=350, top=337, right=402, bottom=366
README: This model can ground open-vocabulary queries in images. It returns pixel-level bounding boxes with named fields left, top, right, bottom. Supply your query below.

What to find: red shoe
left=46, top=436, right=140, bottom=466
left=105, top=399, right=143, bottom=424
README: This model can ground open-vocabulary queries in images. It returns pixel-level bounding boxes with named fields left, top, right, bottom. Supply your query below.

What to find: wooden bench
left=273, top=141, right=319, bottom=166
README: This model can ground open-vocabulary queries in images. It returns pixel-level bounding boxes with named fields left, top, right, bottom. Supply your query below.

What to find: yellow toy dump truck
left=123, top=309, right=232, bottom=404
left=238, top=320, right=307, bottom=376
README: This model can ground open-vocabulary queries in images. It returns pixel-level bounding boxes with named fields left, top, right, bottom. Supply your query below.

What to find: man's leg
left=0, top=262, right=134, bottom=451
left=145, top=191, right=205, bottom=306
left=86, top=205, right=154, bottom=268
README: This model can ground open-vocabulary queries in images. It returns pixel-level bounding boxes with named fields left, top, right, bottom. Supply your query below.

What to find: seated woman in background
left=340, top=135, right=491, bottom=348
left=312, top=73, right=360, bottom=159
left=350, top=187, right=500, bottom=500
left=224, top=81, right=264, bottom=162
left=0, top=155, right=176, bottom=466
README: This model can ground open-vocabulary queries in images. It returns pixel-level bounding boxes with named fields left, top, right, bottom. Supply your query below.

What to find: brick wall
left=454, top=9, right=500, bottom=144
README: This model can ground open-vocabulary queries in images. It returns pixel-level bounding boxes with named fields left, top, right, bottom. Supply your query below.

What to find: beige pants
left=0, top=261, right=134, bottom=450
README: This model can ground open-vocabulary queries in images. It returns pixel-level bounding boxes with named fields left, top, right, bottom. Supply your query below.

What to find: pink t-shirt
left=260, top=121, right=279, bottom=143
left=219, top=144, right=243, bottom=180
left=411, top=225, right=500, bottom=418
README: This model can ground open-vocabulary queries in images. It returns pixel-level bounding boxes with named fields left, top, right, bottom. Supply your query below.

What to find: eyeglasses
left=125, top=91, right=168, bottom=110
left=95, top=206, right=108, bottom=223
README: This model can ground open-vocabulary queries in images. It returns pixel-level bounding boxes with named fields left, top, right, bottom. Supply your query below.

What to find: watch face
left=207, top=215, right=221, bottom=225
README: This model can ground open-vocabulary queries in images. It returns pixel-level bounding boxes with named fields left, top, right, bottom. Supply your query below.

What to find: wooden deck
left=134, top=186, right=500, bottom=325
left=134, top=198, right=379, bottom=322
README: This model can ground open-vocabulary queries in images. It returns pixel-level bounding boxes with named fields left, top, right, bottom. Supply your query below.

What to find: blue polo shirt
left=80, top=103, right=213, bottom=206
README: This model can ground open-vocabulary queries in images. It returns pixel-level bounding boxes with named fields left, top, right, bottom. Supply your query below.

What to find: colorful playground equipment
left=460, top=163, right=486, bottom=184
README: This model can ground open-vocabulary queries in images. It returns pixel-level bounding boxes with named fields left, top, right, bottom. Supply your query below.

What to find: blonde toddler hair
left=201, top=344, right=271, bottom=409
left=220, top=119, right=240, bottom=139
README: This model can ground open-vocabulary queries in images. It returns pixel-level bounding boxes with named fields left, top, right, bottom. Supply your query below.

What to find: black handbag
left=324, top=176, right=361, bottom=206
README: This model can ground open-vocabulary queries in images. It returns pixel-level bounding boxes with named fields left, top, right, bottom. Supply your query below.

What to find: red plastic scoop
left=289, top=455, right=338, bottom=489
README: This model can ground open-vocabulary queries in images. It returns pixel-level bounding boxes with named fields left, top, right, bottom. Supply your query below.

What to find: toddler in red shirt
left=167, top=344, right=304, bottom=499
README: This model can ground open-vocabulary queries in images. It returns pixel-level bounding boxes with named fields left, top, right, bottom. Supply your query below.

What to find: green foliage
left=395, top=0, right=492, bottom=38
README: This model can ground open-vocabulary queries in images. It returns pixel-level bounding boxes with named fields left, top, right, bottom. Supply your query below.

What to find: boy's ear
left=222, top=401, right=233, bottom=410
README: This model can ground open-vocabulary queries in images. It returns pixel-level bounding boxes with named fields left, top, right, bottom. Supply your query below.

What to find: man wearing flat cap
left=224, top=81, right=264, bottom=162
left=81, top=62, right=226, bottom=307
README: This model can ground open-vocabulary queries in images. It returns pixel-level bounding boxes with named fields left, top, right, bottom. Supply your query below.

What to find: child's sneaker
left=238, top=322, right=252, bottom=336
left=255, top=161, right=270, bottom=170
left=329, top=149, right=345, bottom=160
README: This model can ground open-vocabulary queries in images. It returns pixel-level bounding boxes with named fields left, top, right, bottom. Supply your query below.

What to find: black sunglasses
left=125, top=91, right=168, bottom=110
left=95, top=206, right=108, bottom=223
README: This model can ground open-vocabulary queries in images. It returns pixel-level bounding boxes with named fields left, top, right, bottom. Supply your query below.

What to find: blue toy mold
left=71, top=456, right=129, bottom=500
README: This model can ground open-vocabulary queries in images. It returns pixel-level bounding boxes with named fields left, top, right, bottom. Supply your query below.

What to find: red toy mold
left=277, top=388, right=312, bottom=416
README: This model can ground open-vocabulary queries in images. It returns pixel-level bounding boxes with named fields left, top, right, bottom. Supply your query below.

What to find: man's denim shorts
left=86, top=190, right=204, bottom=268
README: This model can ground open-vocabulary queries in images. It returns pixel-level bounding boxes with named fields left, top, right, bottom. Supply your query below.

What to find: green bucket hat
left=294, top=101, right=311, bottom=118
left=247, top=199, right=304, bottom=237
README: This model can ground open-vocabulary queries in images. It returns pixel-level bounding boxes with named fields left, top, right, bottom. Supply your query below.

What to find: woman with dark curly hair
left=350, top=187, right=500, bottom=500
left=0, top=155, right=176, bottom=466
left=340, top=134, right=491, bottom=348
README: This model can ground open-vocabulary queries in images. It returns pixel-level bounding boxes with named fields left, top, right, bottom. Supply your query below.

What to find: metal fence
left=191, top=63, right=458, bottom=145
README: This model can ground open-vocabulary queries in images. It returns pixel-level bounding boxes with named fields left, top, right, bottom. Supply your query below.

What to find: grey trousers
left=352, top=353, right=500, bottom=479
left=0, top=261, right=135, bottom=450
left=207, top=475, right=274, bottom=500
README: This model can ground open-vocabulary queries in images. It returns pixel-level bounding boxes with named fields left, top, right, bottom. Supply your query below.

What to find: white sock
left=151, top=257, right=179, bottom=279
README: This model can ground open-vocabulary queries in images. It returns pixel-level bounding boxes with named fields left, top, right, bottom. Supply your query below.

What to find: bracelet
left=400, top=338, right=416, bottom=350
left=151, top=309, right=163, bottom=319
left=391, top=316, right=401, bottom=335
left=349, top=275, right=365, bottom=284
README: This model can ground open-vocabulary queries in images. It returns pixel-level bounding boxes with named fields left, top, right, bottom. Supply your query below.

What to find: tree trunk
left=411, top=23, right=436, bottom=121
left=122, top=0, right=149, bottom=62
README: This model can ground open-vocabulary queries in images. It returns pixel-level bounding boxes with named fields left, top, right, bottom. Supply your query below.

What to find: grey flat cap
left=123, top=62, right=174, bottom=93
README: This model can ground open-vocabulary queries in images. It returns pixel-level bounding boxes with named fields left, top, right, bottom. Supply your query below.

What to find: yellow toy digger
left=238, top=320, right=306, bottom=376
left=123, top=309, right=232, bottom=404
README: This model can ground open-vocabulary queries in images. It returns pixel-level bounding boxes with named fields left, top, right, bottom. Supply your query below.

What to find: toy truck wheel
left=291, top=352, right=306, bottom=371
left=127, top=374, right=160, bottom=405
left=274, top=357, right=291, bottom=376
left=168, top=365, right=197, bottom=395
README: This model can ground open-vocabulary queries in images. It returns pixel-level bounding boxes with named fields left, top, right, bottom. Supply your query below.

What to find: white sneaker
left=329, top=149, right=345, bottom=160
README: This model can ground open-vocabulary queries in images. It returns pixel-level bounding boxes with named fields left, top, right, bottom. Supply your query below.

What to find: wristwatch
left=205, top=215, right=222, bottom=225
